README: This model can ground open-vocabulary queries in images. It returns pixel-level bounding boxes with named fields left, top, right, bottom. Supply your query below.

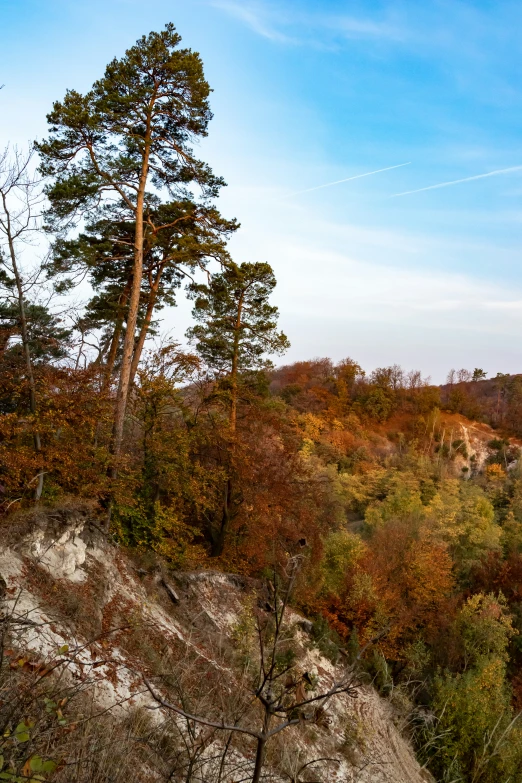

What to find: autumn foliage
left=4, top=21, right=522, bottom=783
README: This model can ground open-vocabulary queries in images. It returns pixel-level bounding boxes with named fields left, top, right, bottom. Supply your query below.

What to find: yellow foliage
left=338, top=467, right=389, bottom=513
left=299, top=412, right=325, bottom=441
left=486, top=462, right=506, bottom=481
left=429, top=480, right=501, bottom=569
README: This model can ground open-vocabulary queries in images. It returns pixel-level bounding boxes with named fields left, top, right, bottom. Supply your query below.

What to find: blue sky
left=2, top=0, right=522, bottom=380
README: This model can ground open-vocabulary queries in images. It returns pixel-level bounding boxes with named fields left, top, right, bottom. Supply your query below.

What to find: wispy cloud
left=484, top=300, right=522, bottom=310
left=333, top=14, right=406, bottom=42
left=282, top=163, right=411, bottom=198
left=271, top=241, right=522, bottom=336
left=390, top=165, right=522, bottom=198
left=209, top=1, right=293, bottom=43
left=210, top=1, right=409, bottom=46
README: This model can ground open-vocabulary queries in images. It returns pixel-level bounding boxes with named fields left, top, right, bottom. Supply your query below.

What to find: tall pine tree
left=187, top=261, right=289, bottom=555
left=187, top=261, right=289, bottom=431
left=37, top=23, right=226, bottom=472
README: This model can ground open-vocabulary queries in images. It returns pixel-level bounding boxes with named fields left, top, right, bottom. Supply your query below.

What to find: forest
left=3, top=23, right=522, bottom=783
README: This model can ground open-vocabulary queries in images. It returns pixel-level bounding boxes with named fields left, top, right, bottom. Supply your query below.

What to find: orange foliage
left=364, top=521, right=454, bottom=657
left=219, top=405, right=328, bottom=573
left=0, top=366, right=110, bottom=509
left=319, top=520, right=455, bottom=660
left=469, top=551, right=522, bottom=603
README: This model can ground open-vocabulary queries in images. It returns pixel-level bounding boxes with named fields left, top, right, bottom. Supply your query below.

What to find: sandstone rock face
left=0, top=506, right=433, bottom=783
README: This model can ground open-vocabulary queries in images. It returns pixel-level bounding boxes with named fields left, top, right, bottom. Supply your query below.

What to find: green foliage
left=430, top=480, right=500, bottom=576
left=111, top=345, right=223, bottom=560
left=187, top=261, right=290, bottom=379
left=365, top=480, right=425, bottom=528
left=309, top=615, right=343, bottom=663
left=13, top=721, right=32, bottom=743
left=423, top=659, right=521, bottom=783
left=416, top=594, right=521, bottom=782
left=457, top=593, right=515, bottom=666
left=48, top=201, right=236, bottom=355
left=231, top=592, right=258, bottom=669
left=38, top=23, right=221, bottom=225
left=114, top=500, right=203, bottom=567
left=36, top=22, right=231, bottom=423
left=403, top=639, right=431, bottom=676
left=0, top=300, right=71, bottom=365
left=501, top=513, right=522, bottom=555
left=1, top=720, right=59, bottom=781
left=366, top=649, right=394, bottom=696
left=363, top=387, right=395, bottom=422
left=320, top=528, right=366, bottom=596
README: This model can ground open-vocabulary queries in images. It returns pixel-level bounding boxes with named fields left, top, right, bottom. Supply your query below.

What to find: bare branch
left=143, top=677, right=263, bottom=739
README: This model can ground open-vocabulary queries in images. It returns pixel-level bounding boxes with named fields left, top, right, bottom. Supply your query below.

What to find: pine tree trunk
left=102, top=283, right=130, bottom=387
left=128, top=265, right=164, bottom=387
left=210, top=291, right=244, bottom=554
left=110, top=129, right=153, bottom=477
left=210, top=478, right=231, bottom=557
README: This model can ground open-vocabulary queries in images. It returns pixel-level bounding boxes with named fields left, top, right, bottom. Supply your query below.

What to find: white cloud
left=163, top=169, right=522, bottom=379
left=330, top=14, right=406, bottom=42
left=484, top=300, right=522, bottom=311
left=209, top=1, right=294, bottom=43
left=273, top=243, right=520, bottom=325
left=209, top=1, right=409, bottom=46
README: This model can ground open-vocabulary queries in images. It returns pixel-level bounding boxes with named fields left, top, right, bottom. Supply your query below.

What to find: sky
left=2, top=0, right=522, bottom=381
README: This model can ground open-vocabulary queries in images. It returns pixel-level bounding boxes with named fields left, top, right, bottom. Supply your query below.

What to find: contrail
left=390, top=164, right=522, bottom=198
left=283, top=162, right=411, bottom=198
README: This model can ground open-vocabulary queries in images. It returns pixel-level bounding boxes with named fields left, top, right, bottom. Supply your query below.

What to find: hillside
left=439, top=373, right=522, bottom=436
left=1, top=504, right=433, bottom=783
left=3, top=379, right=522, bottom=781
left=2, top=20, right=522, bottom=783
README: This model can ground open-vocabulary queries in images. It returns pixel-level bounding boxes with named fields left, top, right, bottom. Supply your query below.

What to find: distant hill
left=439, top=373, right=522, bottom=435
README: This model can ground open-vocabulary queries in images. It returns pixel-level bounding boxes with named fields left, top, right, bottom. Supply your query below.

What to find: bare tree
left=146, top=557, right=359, bottom=783
left=0, top=146, right=46, bottom=499
left=406, top=369, right=431, bottom=391
left=457, top=368, right=472, bottom=383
